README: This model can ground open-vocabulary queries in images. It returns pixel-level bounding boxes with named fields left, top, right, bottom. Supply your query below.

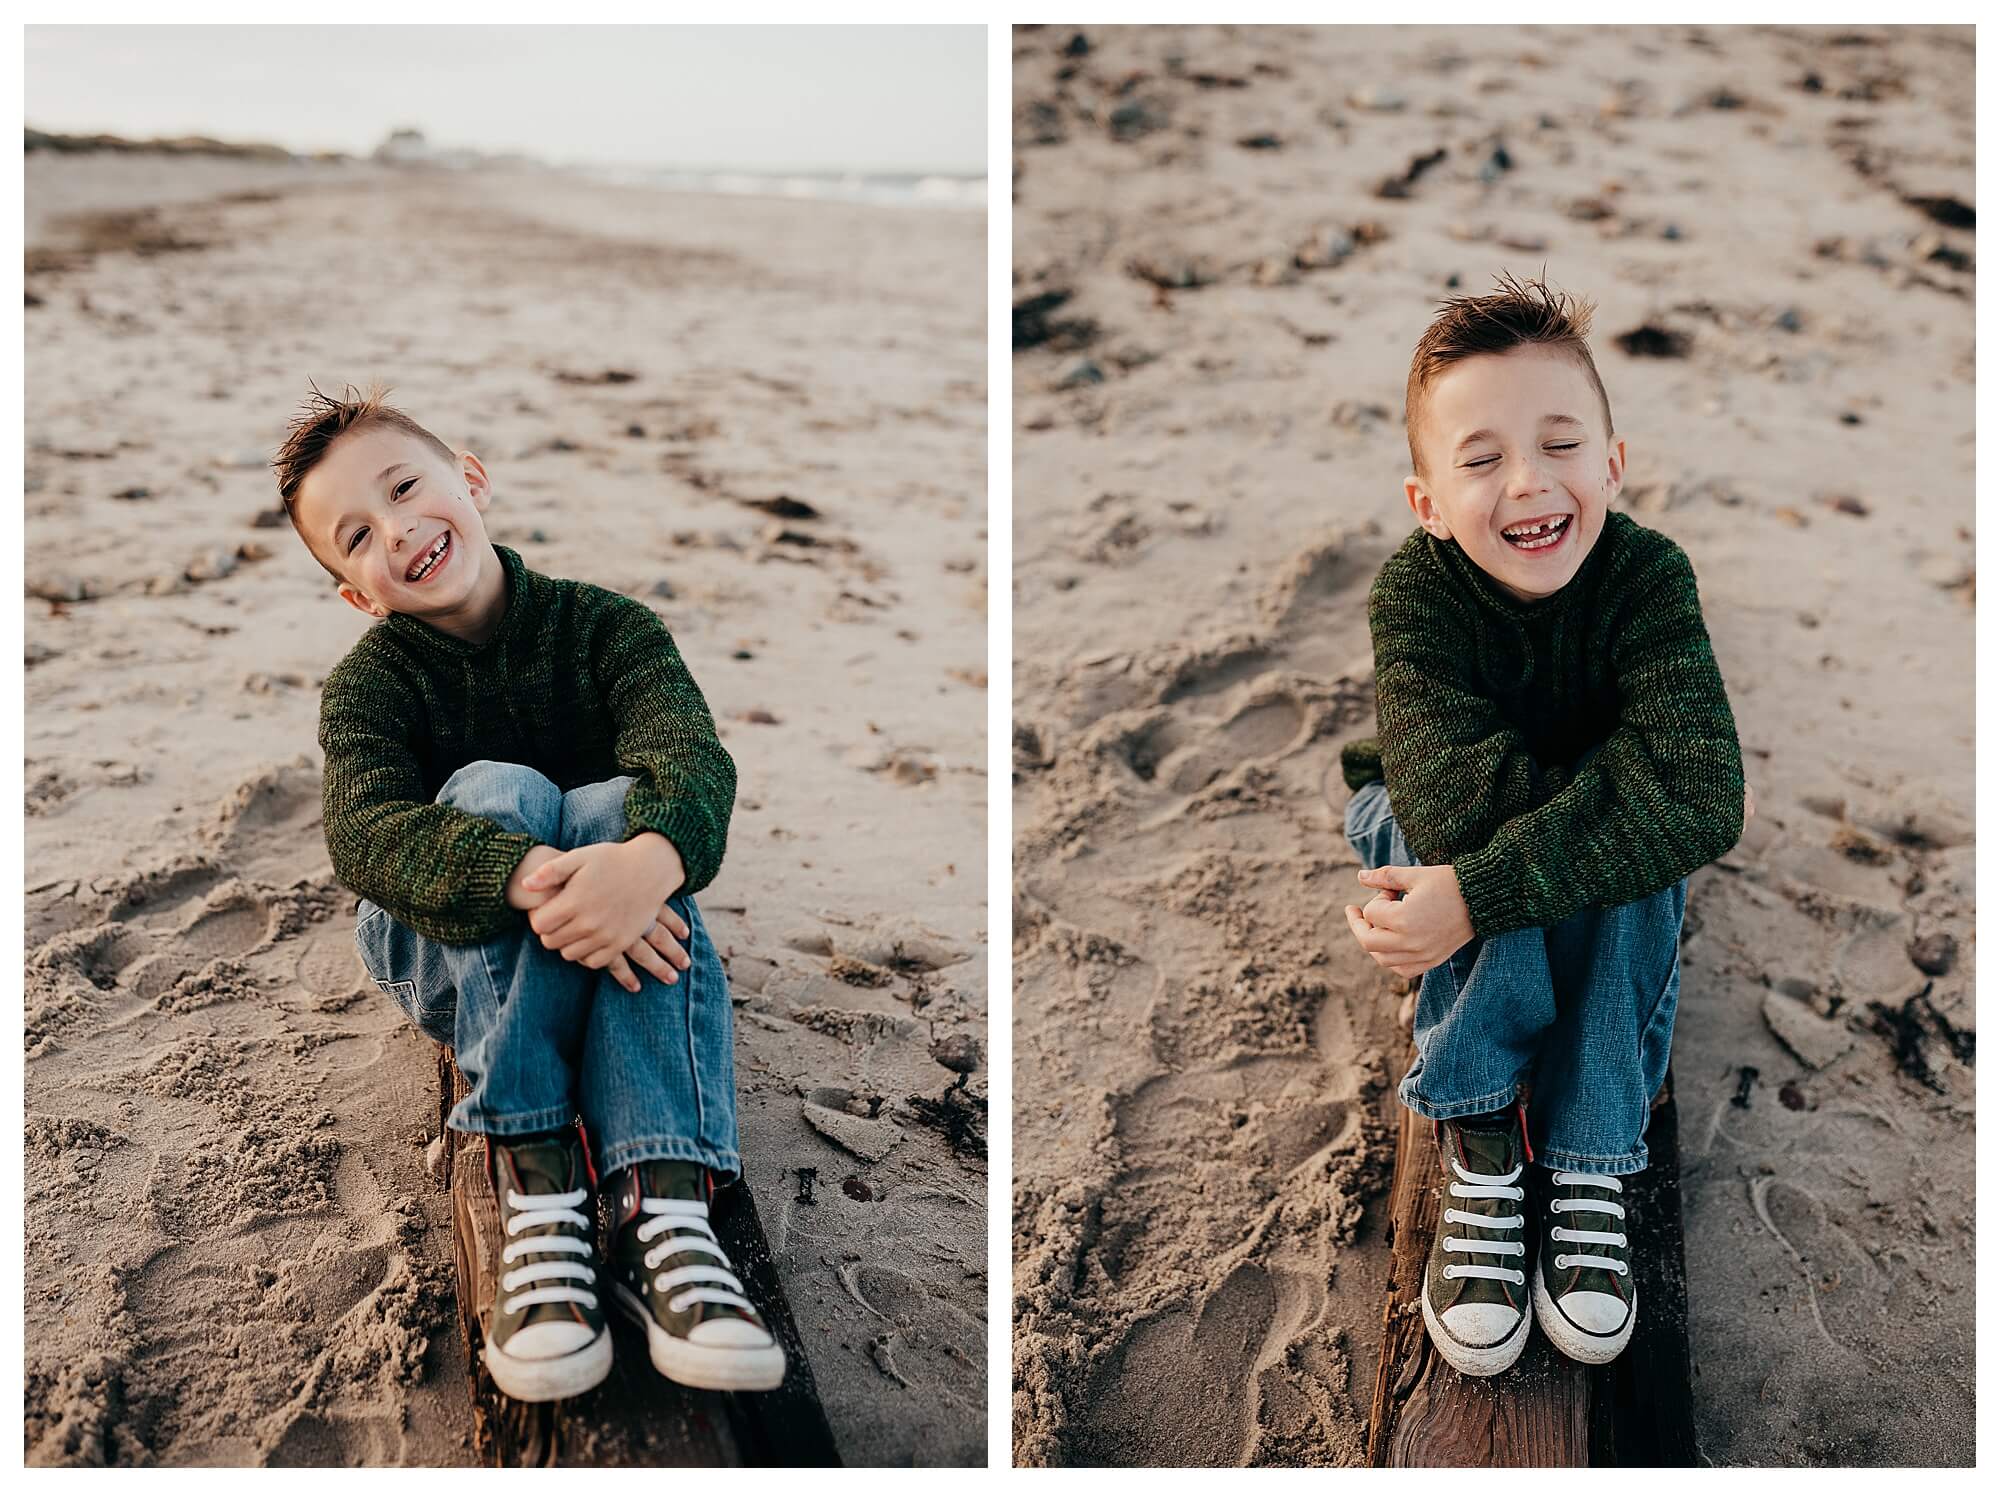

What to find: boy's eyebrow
left=1452, top=413, right=1589, bottom=455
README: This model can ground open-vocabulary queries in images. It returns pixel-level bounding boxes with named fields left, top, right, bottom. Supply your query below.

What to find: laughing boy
left=1340, top=276, right=1750, bottom=1375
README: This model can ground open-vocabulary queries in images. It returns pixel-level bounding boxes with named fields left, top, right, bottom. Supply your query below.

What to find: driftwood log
left=435, top=1047, right=841, bottom=1467
left=1365, top=1013, right=1695, bottom=1467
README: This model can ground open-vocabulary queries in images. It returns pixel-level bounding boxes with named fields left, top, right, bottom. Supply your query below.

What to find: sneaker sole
left=484, top=1326, right=613, bottom=1403
left=1532, top=1269, right=1638, bottom=1365
left=613, top=1282, right=787, bottom=1391
left=1419, top=1268, right=1532, bottom=1377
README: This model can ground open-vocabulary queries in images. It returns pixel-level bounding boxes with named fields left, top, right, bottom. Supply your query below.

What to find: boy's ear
left=459, top=450, right=491, bottom=513
left=1404, top=473, right=1452, bottom=541
left=1603, top=435, right=1626, bottom=503
left=337, top=580, right=390, bottom=620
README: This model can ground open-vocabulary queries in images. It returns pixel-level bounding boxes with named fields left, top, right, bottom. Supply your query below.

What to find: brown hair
left=1404, top=271, right=1612, bottom=478
left=271, top=381, right=457, bottom=579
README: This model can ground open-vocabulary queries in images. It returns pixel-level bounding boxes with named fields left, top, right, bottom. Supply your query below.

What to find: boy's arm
left=589, top=597, right=737, bottom=897
left=1449, top=542, right=1745, bottom=935
left=320, top=665, right=541, bottom=945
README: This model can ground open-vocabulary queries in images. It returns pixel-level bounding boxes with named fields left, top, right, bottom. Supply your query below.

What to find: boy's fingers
left=635, top=927, right=683, bottom=982
left=625, top=940, right=676, bottom=987
left=648, top=926, right=692, bottom=972
left=537, top=919, right=585, bottom=952
left=652, top=910, right=691, bottom=955
left=523, top=849, right=577, bottom=890
left=606, top=951, right=640, bottom=994
left=1364, top=892, right=1404, bottom=929
left=530, top=900, right=578, bottom=937
left=547, top=923, right=602, bottom=958
left=1346, top=904, right=1395, bottom=953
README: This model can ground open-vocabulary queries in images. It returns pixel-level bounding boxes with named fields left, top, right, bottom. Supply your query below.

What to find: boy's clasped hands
left=506, top=831, right=693, bottom=994
left=1343, top=864, right=1475, bottom=981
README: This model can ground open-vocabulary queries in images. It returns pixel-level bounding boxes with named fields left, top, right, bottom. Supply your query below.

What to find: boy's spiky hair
left=271, top=381, right=457, bottom=580
left=1404, top=271, right=1612, bottom=478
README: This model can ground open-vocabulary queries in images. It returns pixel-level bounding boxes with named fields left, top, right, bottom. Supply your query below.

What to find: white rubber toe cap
left=1440, top=1301, right=1524, bottom=1348
left=689, top=1316, right=776, bottom=1349
left=1554, top=1290, right=1630, bottom=1334
left=500, top=1319, right=598, bottom=1361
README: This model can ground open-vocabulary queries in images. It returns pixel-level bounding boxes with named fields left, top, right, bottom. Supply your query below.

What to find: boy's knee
left=558, top=775, right=637, bottom=847
left=438, top=760, right=563, bottom=839
left=1343, top=781, right=1387, bottom=845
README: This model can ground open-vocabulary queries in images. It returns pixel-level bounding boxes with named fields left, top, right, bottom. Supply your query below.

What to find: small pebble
left=1909, top=932, right=1957, bottom=976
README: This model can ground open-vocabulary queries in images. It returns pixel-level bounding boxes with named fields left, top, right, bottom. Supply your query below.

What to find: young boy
left=1338, top=276, right=1750, bottom=1377
left=275, top=384, right=785, bottom=1402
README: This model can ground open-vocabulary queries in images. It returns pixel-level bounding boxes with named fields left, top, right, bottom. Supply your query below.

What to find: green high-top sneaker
left=1421, top=1106, right=1533, bottom=1376
left=606, top=1161, right=786, bottom=1392
left=1532, top=1167, right=1636, bottom=1364
left=483, top=1128, right=612, bottom=1401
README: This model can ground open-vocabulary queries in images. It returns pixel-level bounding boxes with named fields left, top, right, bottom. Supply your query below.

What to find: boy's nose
left=1504, top=455, right=1552, bottom=496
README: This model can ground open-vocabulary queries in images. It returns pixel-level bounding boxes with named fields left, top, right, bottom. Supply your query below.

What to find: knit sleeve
left=1450, top=541, right=1745, bottom=935
left=318, top=655, right=539, bottom=945
left=1369, top=574, right=1572, bottom=869
left=589, top=597, right=738, bottom=896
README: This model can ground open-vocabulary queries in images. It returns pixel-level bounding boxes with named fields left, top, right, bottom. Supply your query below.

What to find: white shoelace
left=636, top=1197, right=760, bottom=1318
left=1441, top=1156, right=1526, bottom=1284
left=500, top=1185, right=599, bottom=1313
left=1549, top=1172, right=1629, bottom=1276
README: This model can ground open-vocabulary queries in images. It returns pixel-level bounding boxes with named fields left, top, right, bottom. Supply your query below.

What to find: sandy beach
left=24, top=149, right=987, bottom=1465
left=1011, top=23, right=1972, bottom=1467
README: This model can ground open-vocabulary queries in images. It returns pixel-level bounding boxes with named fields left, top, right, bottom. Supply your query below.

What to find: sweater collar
left=1427, top=511, right=1625, bottom=622
left=383, top=543, right=538, bottom=658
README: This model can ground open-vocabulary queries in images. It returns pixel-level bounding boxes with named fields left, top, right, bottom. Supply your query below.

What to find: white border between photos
left=984, top=16, right=1014, bottom=1478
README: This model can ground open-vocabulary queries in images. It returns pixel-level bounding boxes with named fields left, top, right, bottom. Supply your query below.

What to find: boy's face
left=292, top=423, right=496, bottom=622
left=1405, top=345, right=1625, bottom=603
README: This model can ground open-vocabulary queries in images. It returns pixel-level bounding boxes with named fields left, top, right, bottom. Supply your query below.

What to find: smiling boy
left=277, top=383, right=786, bottom=1402
left=1338, top=276, right=1748, bottom=1375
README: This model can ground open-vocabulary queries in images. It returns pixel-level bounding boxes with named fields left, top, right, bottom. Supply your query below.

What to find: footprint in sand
left=1114, top=685, right=1309, bottom=796
left=180, top=886, right=278, bottom=961
left=294, top=930, right=375, bottom=1014
left=837, top=1261, right=984, bottom=1410
left=200, top=757, right=324, bottom=872
left=102, top=858, right=228, bottom=927
left=1256, top=528, right=1374, bottom=635
left=31, top=880, right=286, bottom=1030
left=1750, top=1177, right=1895, bottom=1356
left=1082, top=1263, right=1277, bottom=1466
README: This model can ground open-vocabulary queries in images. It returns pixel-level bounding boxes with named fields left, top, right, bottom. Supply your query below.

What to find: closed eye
left=1464, top=443, right=1582, bottom=469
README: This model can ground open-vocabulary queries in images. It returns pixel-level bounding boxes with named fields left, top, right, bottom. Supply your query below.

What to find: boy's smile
left=292, top=423, right=509, bottom=643
left=1405, top=345, right=1625, bottom=603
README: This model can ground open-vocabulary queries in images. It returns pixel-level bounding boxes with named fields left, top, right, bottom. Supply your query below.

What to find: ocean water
left=571, top=162, right=985, bottom=212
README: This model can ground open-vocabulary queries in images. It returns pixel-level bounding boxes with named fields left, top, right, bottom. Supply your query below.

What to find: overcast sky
left=25, top=24, right=986, bottom=173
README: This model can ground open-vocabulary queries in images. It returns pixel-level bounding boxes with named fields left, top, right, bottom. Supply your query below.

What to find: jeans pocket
left=356, top=906, right=454, bottom=1037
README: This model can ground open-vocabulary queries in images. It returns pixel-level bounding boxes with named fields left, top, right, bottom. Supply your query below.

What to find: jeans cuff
left=1535, top=1144, right=1649, bottom=1177
left=596, top=1134, right=741, bottom=1181
left=449, top=1100, right=577, bottom=1138
left=1397, top=1080, right=1523, bottom=1122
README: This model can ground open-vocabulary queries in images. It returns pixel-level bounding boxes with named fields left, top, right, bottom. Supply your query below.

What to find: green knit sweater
left=318, top=544, right=736, bottom=945
left=1340, top=511, right=1743, bottom=937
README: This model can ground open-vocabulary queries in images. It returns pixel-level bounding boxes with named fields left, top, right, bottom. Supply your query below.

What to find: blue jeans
left=355, top=760, right=741, bottom=1180
left=1342, top=771, right=1685, bottom=1176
